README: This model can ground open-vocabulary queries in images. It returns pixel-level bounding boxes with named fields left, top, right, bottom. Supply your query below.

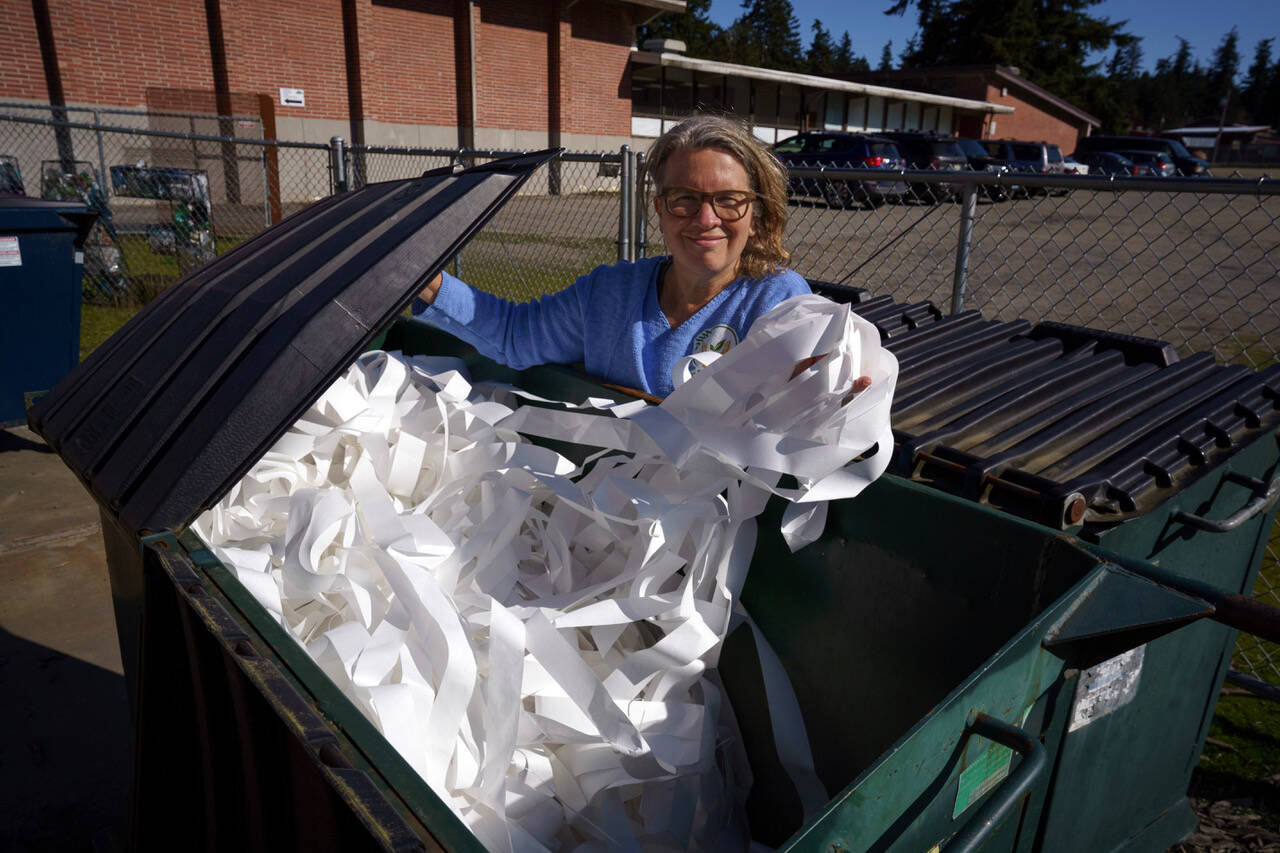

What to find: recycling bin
left=0, top=197, right=95, bottom=424
left=27, top=153, right=1280, bottom=852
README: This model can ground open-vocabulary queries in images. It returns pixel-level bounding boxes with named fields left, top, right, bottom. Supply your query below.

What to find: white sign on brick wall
left=279, top=88, right=305, bottom=107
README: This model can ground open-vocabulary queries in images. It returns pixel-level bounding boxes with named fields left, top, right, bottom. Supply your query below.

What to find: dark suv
left=880, top=131, right=968, bottom=202
left=967, top=139, right=1063, bottom=196
left=1074, top=135, right=1211, bottom=176
left=773, top=132, right=907, bottom=209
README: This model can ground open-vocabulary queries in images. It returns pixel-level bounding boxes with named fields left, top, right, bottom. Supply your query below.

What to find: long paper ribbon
left=194, top=294, right=898, bottom=850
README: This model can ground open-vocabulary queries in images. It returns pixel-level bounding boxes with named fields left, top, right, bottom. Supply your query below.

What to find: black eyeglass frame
left=656, top=187, right=760, bottom=221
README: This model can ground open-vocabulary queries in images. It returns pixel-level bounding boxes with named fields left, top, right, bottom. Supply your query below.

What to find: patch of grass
left=80, top=303, right=139, bottom=360
left=1195, top=692, right=1280, bottom=827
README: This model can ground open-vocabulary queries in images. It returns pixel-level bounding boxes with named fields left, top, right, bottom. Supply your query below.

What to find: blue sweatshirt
left=412, top=256, right=810, bottom=397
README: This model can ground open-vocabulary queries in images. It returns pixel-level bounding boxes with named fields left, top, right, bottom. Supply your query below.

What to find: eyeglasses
left=657, top=187, right=758, bottom=221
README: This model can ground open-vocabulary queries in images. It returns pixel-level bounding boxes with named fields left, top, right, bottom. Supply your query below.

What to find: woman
left=413, top=115, right=810, bottom=397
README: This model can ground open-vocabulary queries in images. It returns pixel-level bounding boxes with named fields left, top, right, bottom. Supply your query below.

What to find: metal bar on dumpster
left=945, top=713, right=1046, bottom=853
left=1172, top=471, right=1280, bottom=533
left=950, top=183, right=978, bottom=315
left=1090, top=547, right=1280, bottom=645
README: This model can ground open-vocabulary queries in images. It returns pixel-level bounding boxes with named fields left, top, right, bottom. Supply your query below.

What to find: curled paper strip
left=194, top=294, right=898, bottom=851
left=672, top=350, right=721, bottom=388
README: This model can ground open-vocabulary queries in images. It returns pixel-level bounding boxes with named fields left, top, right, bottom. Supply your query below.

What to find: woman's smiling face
left=655, top=147, right=756, bottom=292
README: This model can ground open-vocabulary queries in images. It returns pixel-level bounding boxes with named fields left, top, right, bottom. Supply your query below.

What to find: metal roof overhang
left=631, top=50, right=1015, bottom=115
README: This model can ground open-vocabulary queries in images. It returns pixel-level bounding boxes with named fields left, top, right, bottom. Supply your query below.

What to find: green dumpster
left=27, top=154, right=1280, bottom=851
left=0, top=197, right=95, bottom=424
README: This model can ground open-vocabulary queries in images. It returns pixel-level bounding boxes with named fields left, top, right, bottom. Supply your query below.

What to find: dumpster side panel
left=1039, top=434, right=1280, bottom=853
left=720, top=476, right=1103, bottom=849
left=134, top=535, right=474, bottom=853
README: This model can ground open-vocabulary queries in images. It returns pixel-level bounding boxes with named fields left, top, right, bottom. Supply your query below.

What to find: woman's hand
left=418, top=271, right=444, bottom=306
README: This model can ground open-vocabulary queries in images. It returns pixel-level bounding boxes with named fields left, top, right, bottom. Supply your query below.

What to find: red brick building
left=7, top=0, right=678, bottom=150
left=845, top=65, right=1100, bottom=154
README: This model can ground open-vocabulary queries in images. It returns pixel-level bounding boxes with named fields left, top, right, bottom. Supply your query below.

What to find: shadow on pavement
left=0, top=626, right=130, bottom=852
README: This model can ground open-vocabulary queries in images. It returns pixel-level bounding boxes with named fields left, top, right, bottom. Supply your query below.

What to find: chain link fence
left=342, top=144, right=627, bottom=302
left=3, top=106, right=1278, bottom=684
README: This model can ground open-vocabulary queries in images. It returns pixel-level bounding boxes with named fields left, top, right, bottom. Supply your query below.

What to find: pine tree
left=1207, top=27, right=1241, bottom=121
left=879, top=40, right=894, bottom=71
left=635, top=0, right=723, bottom=59
left=1241, top=38, right=1274, bottom=122
left=731, top=0, right=804, bottom=71
left=807, top=20, right=837, bottom=75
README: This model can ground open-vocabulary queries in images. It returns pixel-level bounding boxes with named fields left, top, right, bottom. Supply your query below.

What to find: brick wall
left=1, top=0, right=636, bottom=141
left=474, top=0, right=549, bottom=131
left=562, top=3, right=631, bottom=137
left=982, top=83, right=1083, bottom=153
left=365, top=0, right=457, bottom=127
left=1, top=4, right=52, bottom=99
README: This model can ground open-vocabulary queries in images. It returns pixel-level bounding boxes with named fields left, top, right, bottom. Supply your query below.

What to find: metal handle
left=945, top=714, right=1046, bottom=853
left=1173, top=471, right=1280, bottom=533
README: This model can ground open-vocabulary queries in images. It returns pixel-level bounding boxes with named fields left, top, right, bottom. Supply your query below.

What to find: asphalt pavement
left=0, top=424, right=130, bottom=852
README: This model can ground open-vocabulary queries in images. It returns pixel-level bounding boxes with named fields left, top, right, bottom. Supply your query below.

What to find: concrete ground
left=0, top=424, right=130, bottom=852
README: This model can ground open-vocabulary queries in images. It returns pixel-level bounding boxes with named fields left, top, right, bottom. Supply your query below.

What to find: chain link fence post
left=634, top=150, right=648, bottom=260
left=617, top=145, right=632, bottom=263
left=330, top=136, right=348, bottom=193
left=950, top=182, right=979, bottom=314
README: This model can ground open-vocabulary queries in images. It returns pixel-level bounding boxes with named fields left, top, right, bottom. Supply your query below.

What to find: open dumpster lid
left=28, top=149, right=560, bottom=533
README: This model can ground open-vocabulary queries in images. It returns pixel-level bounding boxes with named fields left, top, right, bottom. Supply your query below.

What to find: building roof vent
left=643, top=38, right=686, bottom=54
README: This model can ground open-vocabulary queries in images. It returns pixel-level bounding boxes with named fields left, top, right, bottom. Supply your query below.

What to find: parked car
left=1062, top=155, right=1089, bottom=175
left=956, top=136, right=1011, bottom=201
left=1074, top=151, right=1145, bottom=177
left=1115, top=149, right=1176, bottom=177
left=879, top=131, right=968, bottom=202
left=1074, top=135, right=1211, bottom=176
left=972, top=139, right=1062, bottom=196
left=772, top=131, right=908, bottom=209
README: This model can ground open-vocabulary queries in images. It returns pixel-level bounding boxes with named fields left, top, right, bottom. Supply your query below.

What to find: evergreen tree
left=879, top=40, right=894, bottom=71
left=807, top=20, right=837, bottom=75
left=1207, top=27, right=1241, bottom=121
left=835, top=31, right=869, bottom=73
left=731, top=0, right=804, bottom=71
left=635, top=0, right=723, bottom=59
left=1241, top=38, right=1274, bottom=122
left=885, top=0, right=1124, bottom=96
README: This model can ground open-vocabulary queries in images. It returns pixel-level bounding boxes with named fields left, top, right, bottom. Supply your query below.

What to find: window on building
left=665, top=66, right=694, bottom=117
left=632, top=66, right=661, bottom=116
left=725, top=76, right=750, bottom=119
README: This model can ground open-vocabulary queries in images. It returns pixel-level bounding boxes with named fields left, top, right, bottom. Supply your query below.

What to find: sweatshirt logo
left=693, top=324, right=738, bottom=355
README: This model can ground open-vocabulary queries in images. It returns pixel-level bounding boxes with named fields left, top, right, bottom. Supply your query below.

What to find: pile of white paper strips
left=194, top=295, right=898, bottom=851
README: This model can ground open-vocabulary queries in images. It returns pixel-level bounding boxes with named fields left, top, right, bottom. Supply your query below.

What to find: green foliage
left=807, top=20, right=837, bottom=75
left=885, top=0, right=1121, bottom=96
left=635, top=0, right=722, bottom=58
left=879, top=40, right=894, bottom=71
left=730, top=0, right=804, bottom=71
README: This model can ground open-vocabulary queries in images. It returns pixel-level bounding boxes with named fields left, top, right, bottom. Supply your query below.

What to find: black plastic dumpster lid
left=27, top=150, right=560, bottom=533
left=0, top=196, right=97, bottom=240
left=853, top=297, right=1280, bottom=529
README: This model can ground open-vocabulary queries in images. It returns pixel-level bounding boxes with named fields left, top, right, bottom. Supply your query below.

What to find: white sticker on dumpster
left=0, top=236, right=20, bottom=267
left=1068, top=644, right=1145, bottom=732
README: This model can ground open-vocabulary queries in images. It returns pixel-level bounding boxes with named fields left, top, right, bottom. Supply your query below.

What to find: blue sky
left=703, top=0, right=1280, bottom=77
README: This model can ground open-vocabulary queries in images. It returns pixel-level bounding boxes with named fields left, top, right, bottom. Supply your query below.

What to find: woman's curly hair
left=643, top=114, right=790, bottom=280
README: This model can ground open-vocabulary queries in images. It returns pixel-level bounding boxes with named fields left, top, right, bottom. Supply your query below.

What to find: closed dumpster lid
left=818, top=287, right=1280, bottom=530
left=0, top=196, right=97, bottom=237
left=27, top=150, right=559, bottom=533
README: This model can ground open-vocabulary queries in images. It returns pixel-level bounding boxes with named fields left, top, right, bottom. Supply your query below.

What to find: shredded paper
left=194, top=294, right=898, bottom=851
